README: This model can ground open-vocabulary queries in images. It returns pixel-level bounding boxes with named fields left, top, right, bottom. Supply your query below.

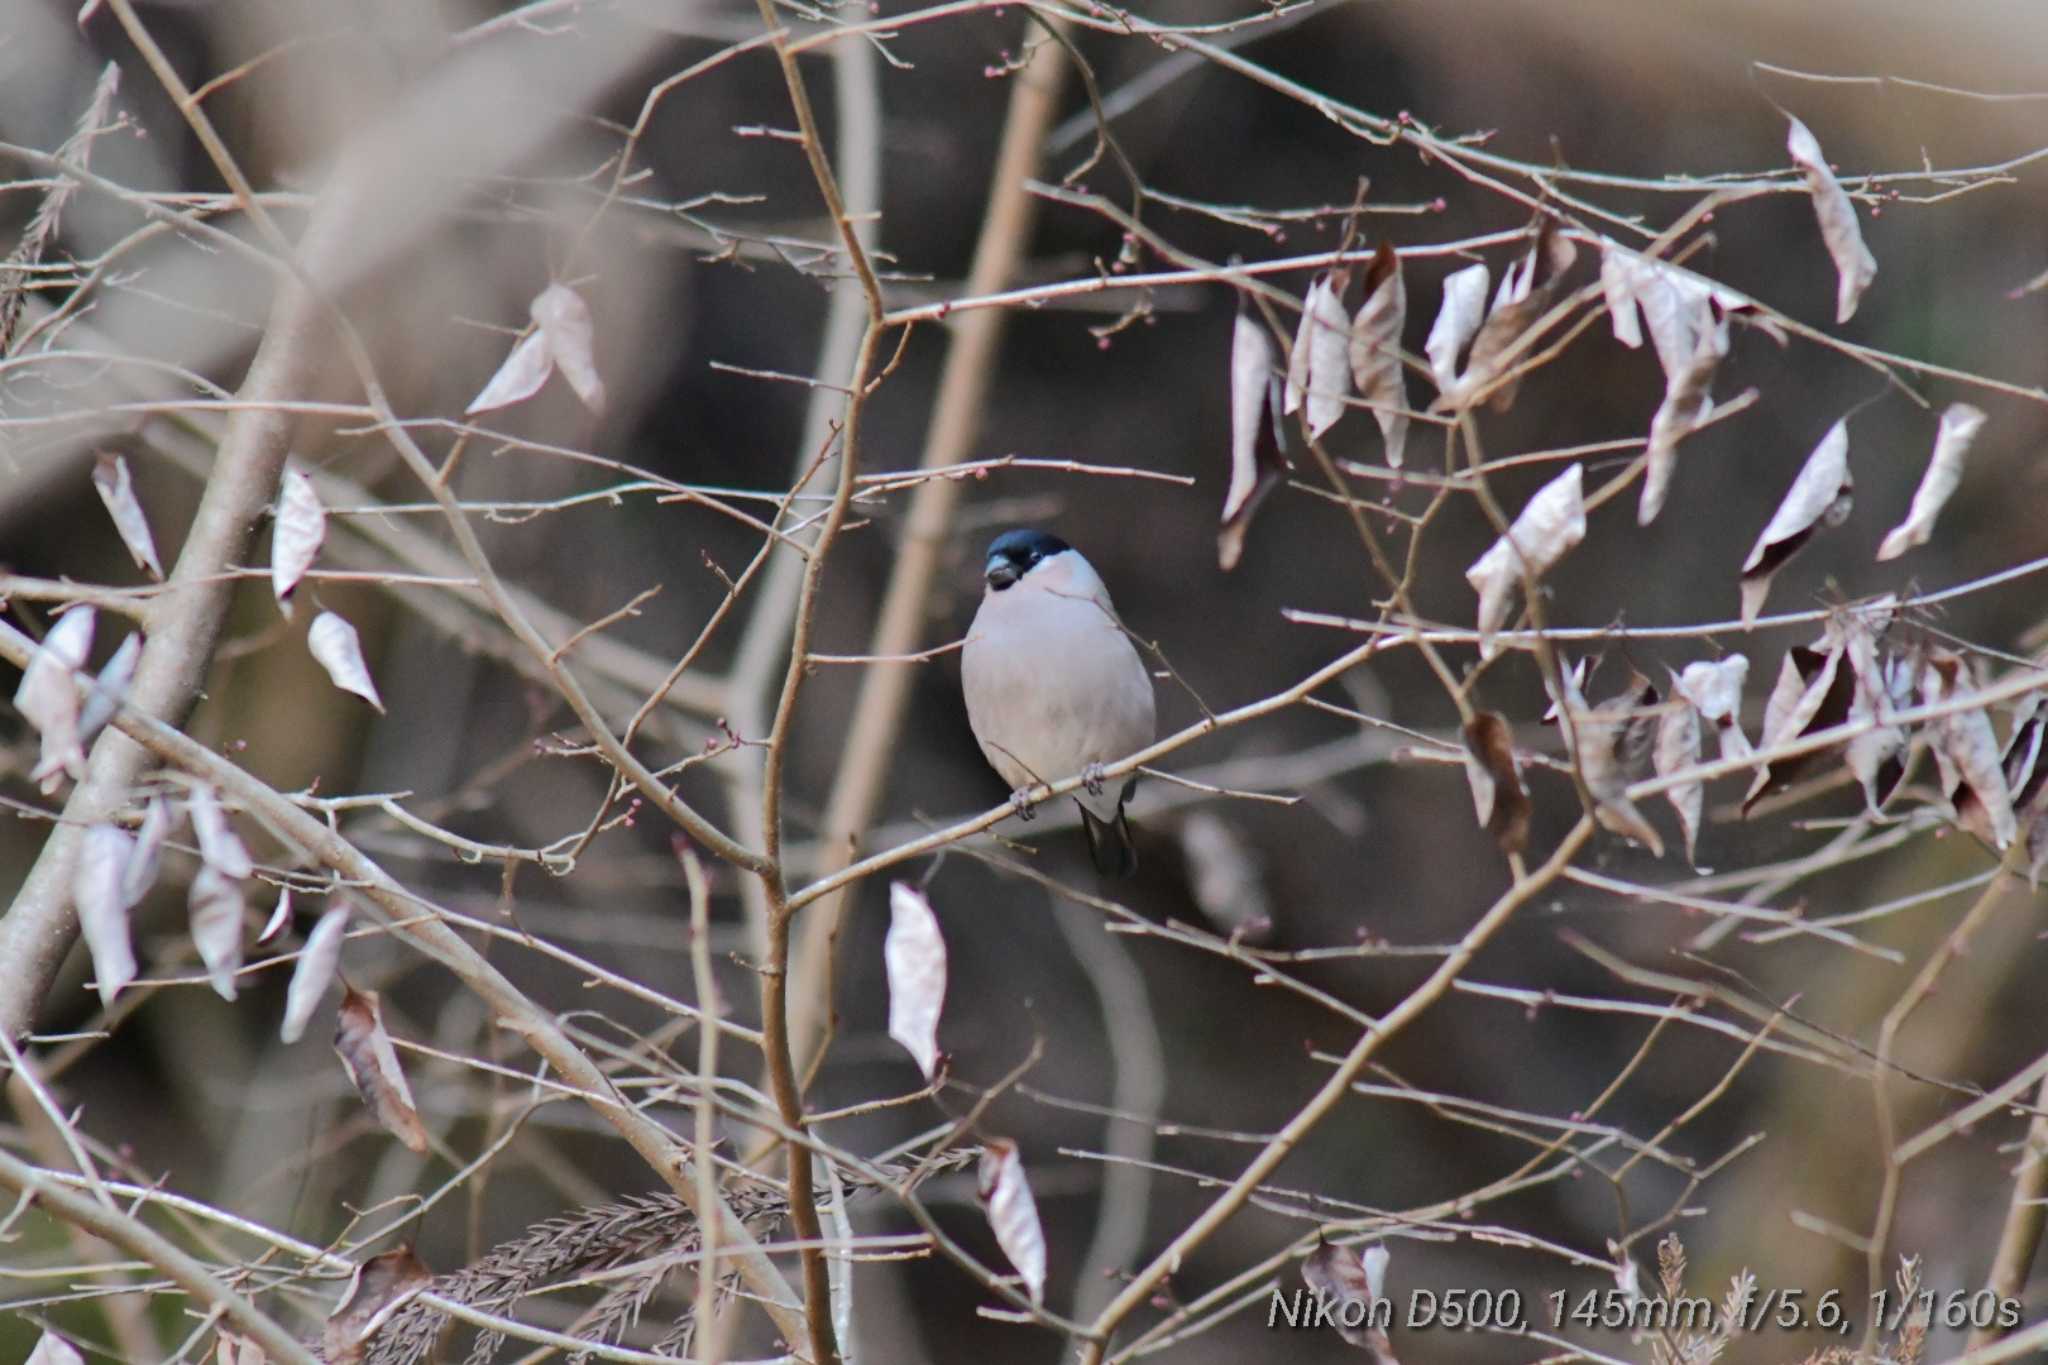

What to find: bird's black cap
left=984, top=528, right=1070, bottom=589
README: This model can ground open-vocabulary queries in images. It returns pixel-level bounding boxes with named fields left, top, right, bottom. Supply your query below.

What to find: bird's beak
left=985, top=558, right=1020, bottom=589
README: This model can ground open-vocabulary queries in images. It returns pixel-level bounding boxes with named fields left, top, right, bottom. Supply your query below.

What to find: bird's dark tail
left=1078, top=800, right=1138, bottom=878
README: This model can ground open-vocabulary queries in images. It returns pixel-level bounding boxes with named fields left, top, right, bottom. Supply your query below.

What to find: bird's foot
left=1010, top=787, right=1039, bottom=821
left=1081, top=762, right=1108, bottom=798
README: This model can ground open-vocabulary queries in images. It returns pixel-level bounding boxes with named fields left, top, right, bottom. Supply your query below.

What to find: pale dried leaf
left=258, top=885, right=293, bottom=944
left=1639, top=308, right=1728, bottom=525
left=123, top=792, right=168, bottom=908
left=76, top=823, right=136, bottom=1006
left=188, top=783, right=254, bottom=879
left=1425, top=262, right=1489, bottom=394
left=1924, top=652, right=2016, bottom=848
left=1676, top=655, right=1752, bottom=759
left=1465, top=463, right=1586, bottom=659
left=336, top=982, right=431, bottom=1153
left=1598, top=245, right=1644, bottom=349
left=978, top=1139, right=1046, bottom=1303
left=1461, top=711, right=1530, bottom=856
left=1347, top=242, right=1410, bottom=467
left=531, top=282, right=606, bottom=415
left=189, top=865, right=246, bottom=1001
left=308, top=611, right=386, bottom=713
left=281, top=904, right=349, bottom=1043
left=27, top=1332, right=86, bottom=1365
left=1877, top=403, right=1985, bottom=560
left=92, top=453, right=162, bottom=579
left=1179, top=811, right=1273, bottom=942
left=1656, top=699, right=1703, bottom=864
left=1745, top=644, right=1853, bottom=811
left=17, top=606, right=95, bottom=790
left=464, top=328, right=553, bottom=416
left=1788, top=115, right=1878, bottom=323
left=1302, top=1241, right=1396, bottom=1356
left=1457, top=217, right=1576, bottom=410
left=215, top=1330, right=265, bottom=1365
left=77, top=629, right=141, bottom=751
left=1291, top=272, right=1353, bottom=437
left=271, top=466, right=326, bottom=609
left=884, top=882, right=947, bottom=1081
left=324, top=1247, right=433, bottom=1364
left=1550, top=664, right=1664, bottom=857
left=1740, top=419, right=1852, bottom=627
left=1220, top=308, right=1288, bottom=571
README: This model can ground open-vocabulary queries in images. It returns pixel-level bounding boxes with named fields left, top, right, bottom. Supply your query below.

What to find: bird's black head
left=984, top=528, right=1070, bottom=591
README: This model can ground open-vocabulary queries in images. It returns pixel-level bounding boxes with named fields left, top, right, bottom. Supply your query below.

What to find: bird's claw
left=1010, top=787, right=1039, bottom=821
left=1082, top=762, right=1107, bottom=798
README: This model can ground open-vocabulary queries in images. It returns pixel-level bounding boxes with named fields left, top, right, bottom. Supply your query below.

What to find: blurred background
left=5, top=0, right=2048, bottom=1360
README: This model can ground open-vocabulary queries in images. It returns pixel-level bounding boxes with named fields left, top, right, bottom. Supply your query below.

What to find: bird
left=961, top=529, right=1157, bottom=876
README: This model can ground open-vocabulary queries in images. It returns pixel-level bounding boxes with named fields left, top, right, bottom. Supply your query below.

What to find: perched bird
left=961, top=529, right=1157, bottom=876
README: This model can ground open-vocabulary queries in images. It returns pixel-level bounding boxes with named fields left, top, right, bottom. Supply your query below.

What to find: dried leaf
left=1877, top=403, right=1985, bottom=560
left=17, top=606, right=95, bottom=791
left=1302, top=1240, right=1396, bottom=1358
left=27, top=1332, right=87, bottom=1365
left=1676, top=655, right=1752, bottom=759
left=530, top=282, right=606, bottom=415
left=215, top=1330, right=265, bottom=1365
left=1347, top=242, right=1410, bottom=467
left=1456, top=216, right=1577, bottom=410
left=335, top=982, right=431, bottom=1153
left=1845, top=652, right=1913, bottom=814
left=1787, top=115, right=1877, bottom=324
left=1461, top=711, right=1530, bottom=856
left=1743, top=644, right=1855, bottom=812
left=1465, top=463, right=1586, bottom=659
left=977, top=1138, right=1046, bottom=1303
left=76, top=823, right=136, bottom=1006
left=323, top=1247, right=433, bottom=1364
left=1219, top=306, right=1289, bottom=571
left=1424, top=262, right=1489, bottom=395
left=1178, top=811, right=1274, bottom=942
left=123, top=793, right=169, bottom=907
left=188, top=783, right=254, bottom=879
left=308, top=611, right=386, bottom=713
left=1655, top=697, right=1703, bottom=864
left=281, top=904, right=350, bottom=1043
left=1924, top=651, right=2016, bottom=849
left=884, top=882, right=947, bottom=1082
left=258, top=885, right=293, bottom=944
left=1286, top=271, right=1353, bottom=438
left=77, top=629, right=141, bottom=752
left=1598, top=245, right=1645, bottom=349
left=464, top=328, right=553, bottom=415
left=1550, top=662, right=1664, bottom=856
left=1639, top=306, right=1729, bottom=525
left=1740, top=419, right=1852, bottom=627
left=189, top=865, right=245, bottom=1001
left=92, top=453, right=162, bottom=579
left=271, top=466, right=326, bottom=610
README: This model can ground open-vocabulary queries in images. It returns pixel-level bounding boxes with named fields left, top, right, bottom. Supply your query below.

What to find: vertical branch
left=783, top=14, right=1076, bottom=1083
left=1969, top=1067, right=2048, bottom=1351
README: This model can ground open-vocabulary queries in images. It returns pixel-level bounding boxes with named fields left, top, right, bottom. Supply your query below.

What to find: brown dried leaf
left=1787, top=115, right=1877, bottom=324
left=92, top=453, right=162, bottom=579
left=1302, top=1240, right=1396, bottom=1358
left=1220, top=307, right=1289, bottom=571
left=1924, top=650, right=2016, bottom=849
left=189, top=782, right=254, bottom=879
left=335, top=982, right=431, bottom=1153
left=308, top=610, right=386, bottom=713
left=1461, top=711, right=1530, bottom=856
left=1655, top=697, right=1703, bottom=864
left=1457, top=216, right=1577, bottom=410
left=1348, top=241, right=1410, bottom=467
left=323, top=1247, right=433, bottom=1365
left=270, top=466, right=326, bottom=610
left=1740, top=419, right=1852, bottom=627
left=1465, top=463, right=1585, bottom=659
left=884, top=882, right=947, bottom=1082
left=1550, top=661, right=1664, bottom=856
left=75, top=823, right=136, bottom=1006
left=214, top=1330, right=265, bottom=1365
left=1743, top=644, right=1855, bottom=812
left=189, top=864, right=246, bottom=1002
left=978, top=1138, right=1046, bottom=1303
left=1877, top=403, right=1985, bottom=560
left=17, top=606, right=95, bottom=791
left=1639, top=307, right=1729, bottom=525
left=281, top=903, right=349, bottom=1043
left=1424, top=261, right=1489, bottom=394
